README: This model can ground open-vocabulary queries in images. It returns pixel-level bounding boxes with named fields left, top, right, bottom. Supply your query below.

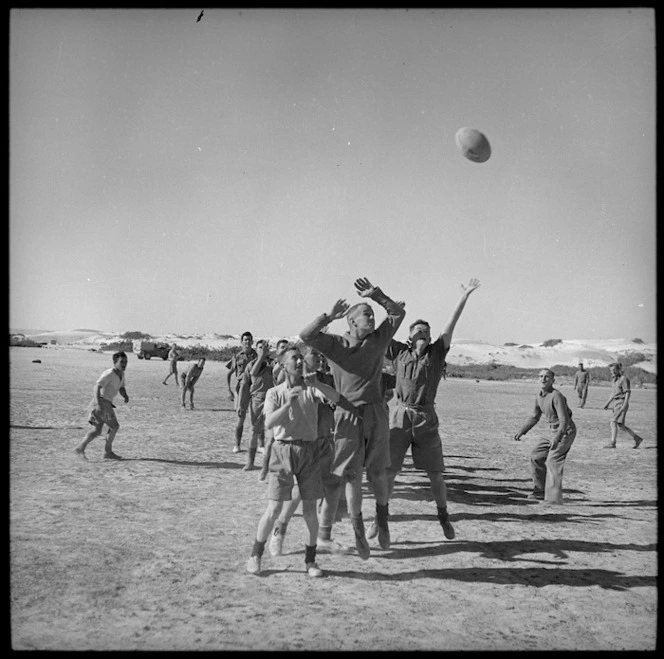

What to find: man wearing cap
left=573, top=362, right=590, bottom=408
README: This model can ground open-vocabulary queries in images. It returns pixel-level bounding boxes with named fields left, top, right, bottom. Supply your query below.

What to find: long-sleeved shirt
left=299, top=288, right=405, bottom=406
left=519, top=388, right=573, bottom=436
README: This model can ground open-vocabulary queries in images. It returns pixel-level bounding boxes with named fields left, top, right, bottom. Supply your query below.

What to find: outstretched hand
left=328, top=298, right=350, bottom=321
left=461, top=278, right=481, bottom=296
left=354, top=277, right=377, bottom=298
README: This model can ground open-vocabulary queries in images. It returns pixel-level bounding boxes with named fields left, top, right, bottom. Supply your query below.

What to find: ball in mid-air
left=455, top=127, right=491, bottom=163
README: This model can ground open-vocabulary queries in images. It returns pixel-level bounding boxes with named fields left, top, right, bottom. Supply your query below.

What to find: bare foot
left=74, top=448, right=88, bottom=461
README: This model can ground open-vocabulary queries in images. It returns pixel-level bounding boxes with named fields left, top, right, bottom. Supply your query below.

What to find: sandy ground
left=10, top=347, right=658, bottom=651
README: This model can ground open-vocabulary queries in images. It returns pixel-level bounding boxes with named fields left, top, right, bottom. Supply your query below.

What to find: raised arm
left=299, top=298, right=349, bottom=342
left=354, top=278, right=406, bottom=329
left=441, top=278, right=481, bottom=350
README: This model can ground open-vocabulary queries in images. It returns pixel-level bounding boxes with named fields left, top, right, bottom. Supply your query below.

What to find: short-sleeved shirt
left=238, top=358, right=275, bottom=410
left=386, top=336, right=449, bottom=407
left=264, top=381, right=327, bottom=442
left=225, top=349, right=258, bottom=387
left=95, top=368, right=125, bottom=403
left=303, top=314, right=404, bottom=406
left=611, top=374, right=630, bottom=403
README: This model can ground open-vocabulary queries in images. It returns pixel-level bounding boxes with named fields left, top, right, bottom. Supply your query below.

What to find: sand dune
left=15, top=329, right=657, bottom=374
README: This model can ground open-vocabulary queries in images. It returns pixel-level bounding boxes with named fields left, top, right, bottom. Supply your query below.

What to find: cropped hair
left=409, top=319, right=431, bottom=333
left=112, top=351, right=127, bottom=363
left=278, top=343, right=301, bottom=363
left=346, top=302, right=371, bottom=325
left=241, top=331, right=253, bottom=341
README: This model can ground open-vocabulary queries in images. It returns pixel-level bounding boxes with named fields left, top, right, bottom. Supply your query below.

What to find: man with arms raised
left=299, top=277, right=405, bottom=559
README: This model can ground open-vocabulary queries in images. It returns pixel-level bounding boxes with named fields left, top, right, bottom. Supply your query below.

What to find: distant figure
left=514, top=368, right=577, bottom=504
left=162, top=344, right=181, bottom=387
left=180, top=358, right=206, bottom=410
left=573, top=361, right=590, bottom=408
left=602, top=362, right=643, bottom=449
left=246, top=344, right=344, bottom=577
left=237, top=340, right=274, bottom=471
left=225, top=332, right=257, bottom=452
left=74, top=351, right=130, bottom=461
left=196, top=10, right=204, bottom=22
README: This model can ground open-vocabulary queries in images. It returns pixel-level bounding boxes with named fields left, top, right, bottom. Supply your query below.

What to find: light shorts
left=388, top=404, right=445, bottom=473
left=87, top=397, right=119, bottom=430
left=267, top=440, right=324, bottom=501
left=611, top=402, right=629, bottom=424
left=169, top=360, right=178, bottom=375
left=330, top=402, right=390, bottom=478
left=249, top=396, right=266, bottom=436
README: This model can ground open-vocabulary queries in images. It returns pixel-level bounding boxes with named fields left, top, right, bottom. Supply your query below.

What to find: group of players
left=74, top=276, right=645, bottom=579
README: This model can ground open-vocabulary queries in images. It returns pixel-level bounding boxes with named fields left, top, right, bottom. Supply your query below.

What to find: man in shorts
left=573, top=361, right=590, bottom=408
left=74, top=351, right=130, bottom=461
left=238, top=340, right=274, bottom=470
left=246, top=344, right=345, bottom=577
left=162, top=343, right=181, bottom=387
left=258, top=338, right=293, bottom=481
left=514, top=369, right=577, bottom=504
left=376, top=278, right=480, bottom=541
left=299, top=277, right=405, bottom=559
left=180, top=358, right=206, bottom=410
left=225, top=331, right=257, bottom=453
left=602, top=362, right=644, bottom=448
left=268, top=347, right=351, bottom=557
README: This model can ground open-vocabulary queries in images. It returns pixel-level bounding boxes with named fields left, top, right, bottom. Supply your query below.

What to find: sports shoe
left=603, top=443, right=616, bottom=449
left=232, top=446, right=240, bottom=453
left=633, top=435, right=643, bottom=449
left=104, top=452, right=123, bottom=460
left=269, top=525, right=284, bottom=557
left=317, top=538, right=351, bottom=555
left=74, top=448, right=88, bottom=461
left=305, top=562, right=323, bottom=578
left=246, top=555, right=261, bottom=575
left=243, top=463, right=256, bottom=471
left=366, top=521, right=379, bottom=539
left=377, top=522, right=391, bottom=549
left=439, top=517, right=456, bottom=540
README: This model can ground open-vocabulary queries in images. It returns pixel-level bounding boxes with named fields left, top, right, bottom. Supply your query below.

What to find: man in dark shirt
left=376, top=278, right=480, bottom=542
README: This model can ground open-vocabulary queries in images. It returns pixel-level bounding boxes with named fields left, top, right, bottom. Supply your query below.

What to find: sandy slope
left=16, top=329, right=657, bottom=373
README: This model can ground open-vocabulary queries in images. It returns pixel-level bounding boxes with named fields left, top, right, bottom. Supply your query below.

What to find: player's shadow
left=208, top=407, right=237, bottom=412
left=126, top=457, right=243, bottom=469
left=324, top=565, right=655, bottom=591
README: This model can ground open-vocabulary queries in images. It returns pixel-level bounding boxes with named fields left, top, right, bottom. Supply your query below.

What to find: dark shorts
left=318, top=434, right=341, bottom=487
left=330, top=402, right=390, bottom=478
left=388, top=404, right=445, bottom=473
left=267, top=440, right=324, bottom=501
left=87, top=397, right=119, bottom=430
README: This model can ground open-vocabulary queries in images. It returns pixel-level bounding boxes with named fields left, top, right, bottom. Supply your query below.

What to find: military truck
left=132, top=340, right=171, bottom=360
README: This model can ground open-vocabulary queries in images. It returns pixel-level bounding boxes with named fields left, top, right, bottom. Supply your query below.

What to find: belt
left=276, top=439, right=310, bottom=445
left=397, top=401, right=433, bottom=412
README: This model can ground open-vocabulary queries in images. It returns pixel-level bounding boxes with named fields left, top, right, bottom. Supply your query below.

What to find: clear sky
left=9, top=8, right=657, bottom=345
